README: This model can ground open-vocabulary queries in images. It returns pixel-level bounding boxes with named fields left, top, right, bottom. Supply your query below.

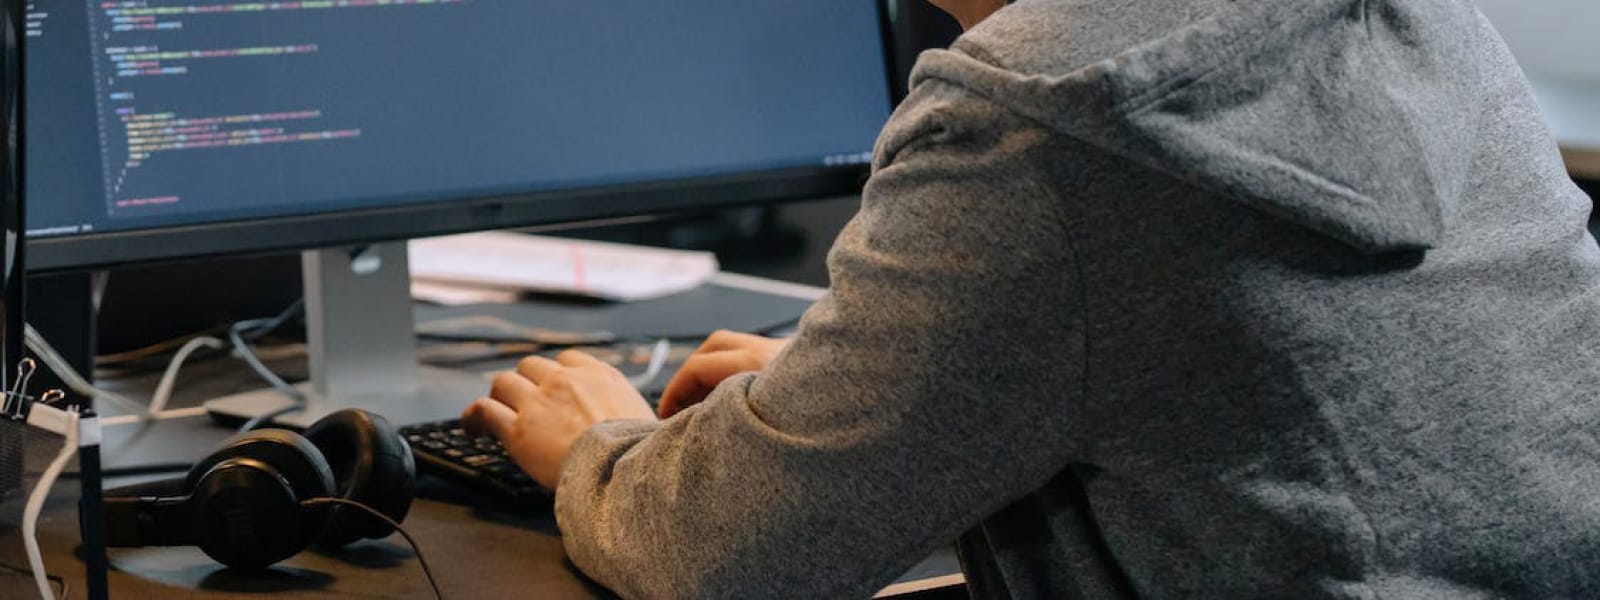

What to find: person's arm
left=552, top=78, right=1090, bottom=598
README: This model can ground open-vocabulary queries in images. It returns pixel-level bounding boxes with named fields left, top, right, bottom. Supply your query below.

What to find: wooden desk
left=1564, top=145, right=1600, bottom=181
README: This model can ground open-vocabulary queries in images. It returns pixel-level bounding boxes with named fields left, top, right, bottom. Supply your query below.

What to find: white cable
left=24, top=324, right=145, bottom=415
left=26, top=304, right=298, bottom=425
left=627, top=339, right=672, bottom=390
left=22, top=407, right=79, bottom=600
left=148, top=336, right=225, bottom=416
left=228, top=324, right=305, bottom=403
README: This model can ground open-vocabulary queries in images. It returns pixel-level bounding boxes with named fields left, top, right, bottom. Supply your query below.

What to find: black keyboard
left=399, top=419, right=546, bottom=502
left=400, top=391, right=662, bottom=502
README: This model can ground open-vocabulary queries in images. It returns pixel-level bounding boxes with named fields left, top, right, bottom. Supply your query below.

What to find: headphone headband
left=101, top=409, right=415, bottom=570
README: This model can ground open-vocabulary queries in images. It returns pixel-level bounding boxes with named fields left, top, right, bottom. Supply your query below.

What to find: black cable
left=62, top=461, right=192, bottom=479
left=0, top=559, right=68, bottom=599
left=300, top=497, right=443, bottom=600
left=237, top=403, right=304, bottom=433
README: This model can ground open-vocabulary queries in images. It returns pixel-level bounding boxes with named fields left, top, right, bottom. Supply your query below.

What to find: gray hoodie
left=556, top=0, right=1600, bottom=597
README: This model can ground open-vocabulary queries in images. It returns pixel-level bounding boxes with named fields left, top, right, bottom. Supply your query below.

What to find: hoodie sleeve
left=554, top=78, right=1089, bottom=598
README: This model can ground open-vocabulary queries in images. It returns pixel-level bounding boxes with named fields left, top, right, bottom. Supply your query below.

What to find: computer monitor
left=24, top=1, right=896, bottom=424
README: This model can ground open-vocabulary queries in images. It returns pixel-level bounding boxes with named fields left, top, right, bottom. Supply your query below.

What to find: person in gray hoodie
left=462, top=0, right=1600, bottom=597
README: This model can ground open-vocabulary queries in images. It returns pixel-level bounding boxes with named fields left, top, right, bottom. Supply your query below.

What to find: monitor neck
left=205, top=242, right=485, bottom=428
left=303, top=244, right=419, bottom=400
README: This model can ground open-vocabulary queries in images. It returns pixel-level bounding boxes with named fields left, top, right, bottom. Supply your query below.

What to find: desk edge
left=709, top=272, right=827, bottom=301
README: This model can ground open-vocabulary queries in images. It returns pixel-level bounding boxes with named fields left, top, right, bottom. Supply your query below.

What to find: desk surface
left=1565, top=145, right=1600, bottom=181
left=10, top=416, right=961, bottom=599
left=2, top=278, right=965, bottom=598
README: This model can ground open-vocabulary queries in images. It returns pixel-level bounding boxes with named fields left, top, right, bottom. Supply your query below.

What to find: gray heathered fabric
left=554, top=0, right=1600, bottom=597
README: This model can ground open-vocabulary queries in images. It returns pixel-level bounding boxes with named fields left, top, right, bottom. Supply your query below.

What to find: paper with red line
left=409, top=231, right=719, bottom=303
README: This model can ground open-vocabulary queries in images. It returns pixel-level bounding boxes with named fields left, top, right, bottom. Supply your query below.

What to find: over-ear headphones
left=100, top=409, right=416, bottom=570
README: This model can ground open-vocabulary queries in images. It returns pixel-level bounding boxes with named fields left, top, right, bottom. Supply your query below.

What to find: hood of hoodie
left=910, top=0, right=1486, bottom=254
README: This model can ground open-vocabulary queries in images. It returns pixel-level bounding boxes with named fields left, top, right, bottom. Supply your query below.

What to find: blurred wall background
left=1473, top=0, right=1600, bottom=155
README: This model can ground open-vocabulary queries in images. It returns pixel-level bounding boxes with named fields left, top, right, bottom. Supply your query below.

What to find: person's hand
left=657, top=330, right=790, bottom=419
left=460, top=350, right=657, bottom=490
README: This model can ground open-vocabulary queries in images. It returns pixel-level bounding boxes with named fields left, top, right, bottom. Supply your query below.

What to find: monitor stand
left=205, top=242, right=490, bottom=428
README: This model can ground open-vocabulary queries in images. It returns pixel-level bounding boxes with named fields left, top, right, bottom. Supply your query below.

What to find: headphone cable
left=300, top=497, right=444, bottom=600
left=0, top=560, right=67, bottom=599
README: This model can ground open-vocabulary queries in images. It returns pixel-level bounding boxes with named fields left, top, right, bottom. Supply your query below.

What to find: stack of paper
left=408, top=232, right=720, bottom=305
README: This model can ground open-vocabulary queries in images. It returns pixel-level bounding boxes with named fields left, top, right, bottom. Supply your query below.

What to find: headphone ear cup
left=188, top=457, right=312, bottom=570
left=182, top=429, right=337, bottom=570
left=302, top=409, right=416, bottom=547
left=188, top=428, right=338, bottom=512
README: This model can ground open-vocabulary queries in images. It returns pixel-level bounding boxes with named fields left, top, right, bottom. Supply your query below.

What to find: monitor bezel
left=27, top=2, right=898, bottom=273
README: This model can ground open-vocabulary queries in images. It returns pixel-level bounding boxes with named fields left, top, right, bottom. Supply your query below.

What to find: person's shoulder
left=952, top=0, right=1229, bottom=77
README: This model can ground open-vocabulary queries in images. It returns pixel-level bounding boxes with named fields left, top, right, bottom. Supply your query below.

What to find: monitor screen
left=24, top=1, right=892, bottom=269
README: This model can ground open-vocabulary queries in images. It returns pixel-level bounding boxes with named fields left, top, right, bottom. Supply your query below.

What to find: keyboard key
left=463, top=454, right=503, bottom=467
left=401, top=420, right=548, bottom=503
